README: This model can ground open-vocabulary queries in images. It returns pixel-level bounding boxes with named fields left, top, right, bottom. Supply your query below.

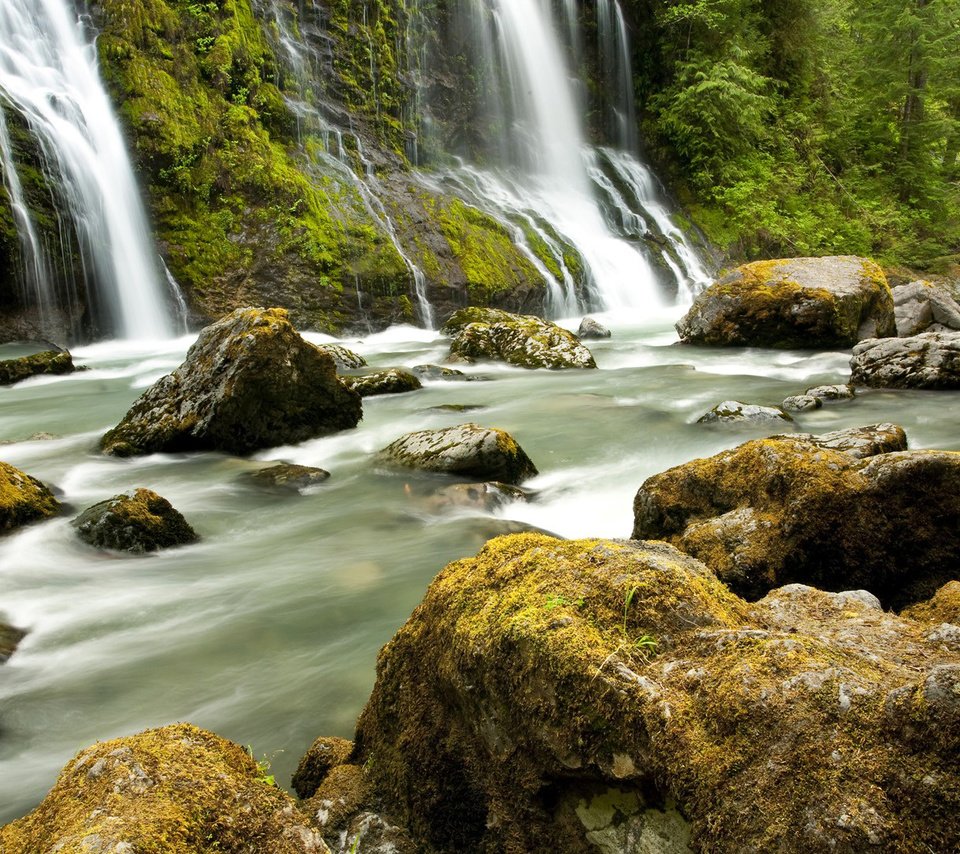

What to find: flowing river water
left=3, top=309, right=960, bottom=822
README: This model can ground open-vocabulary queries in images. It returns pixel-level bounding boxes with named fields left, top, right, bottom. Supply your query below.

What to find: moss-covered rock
left=631, top=424, right=958, bottom=607
left=903, top=581, right=960, bottom=626
left=349, top=533, right=960, bottom=852
left=72, top=488, right=198, bottom=553
left=0, top=723, right=329, bottom=852
left=292, top=736, right=355, bottom=800
left=442, top=308, right=597, bottom=370
left=101, top=307, right=362, bottom=456
left=341, top=368, right=422, bottom=397
left=245, top=463, right=331, bottom=494
left=0, top=461, right=60, bottom=533
left=376, top=423, right=538, bottom=484
left=676, top=256, right=896, bottom=348
left=0, top=350, right=74, bottom=386
left=850, top=331, right=960, bottom=389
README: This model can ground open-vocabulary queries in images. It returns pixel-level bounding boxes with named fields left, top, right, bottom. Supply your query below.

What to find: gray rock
left=247, top=464, right=331, bottom=493
left=806, top=384, right=856, bottom=402
left=784, top=423, right=907, bottom=458
left=317, top=344, right=367, bottom=370
left=577, top=317, right=612, bottom=339
left=412, top=364, right=472, bottom=381
left=697, top=400, right=793, bottom=424
left=376, top=423, right=538, bottom=485
left=73, top=488, right=199, bottom=553
left=0, top=349, right=74, bottom=386
left=892, top=280, right=960, bottom=336
left=850, top=332, right=960, bottom=389
left=782, top=395, right=822, bottom=412
left=341, top=368, right=422, bottom=397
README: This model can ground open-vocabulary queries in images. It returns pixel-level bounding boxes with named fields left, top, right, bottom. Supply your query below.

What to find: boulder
left=72, top=488, right=199, bottom=553
left=292, top=736, right=355, bottom=800
left=806, top=383, right=856, bottom=402
left=0, top=723, right=329, bottom=853
left=246, top=463, right=331, bottom=493
left=892, top=280, right=960, bottom=336
left=0, top=349, right=74, bottom=386
left=850, top=332, right=960, bottom=389
left=101, top=308, right=362, bottom=457
left=632, top=425, right=957, bottom=607
left=350, top=533, right=960, bottom=853
left=376, top=424, right=538, bottom=485
left=576, top=316, right=611, bottom=339
left=0, top=461, right=60, bottom=533
left=697, top=400, right=793, bottom=424
left=341, top=368, right=423, bottom=397
left=676, top=256, right=896, bottom=348
left=0, top=620, right=26, bottom=664
left=442, top=307, right=597, bottom=370
left=316, top=343, right=367, bottom=370
left=781, top=394, right=821, bottom=412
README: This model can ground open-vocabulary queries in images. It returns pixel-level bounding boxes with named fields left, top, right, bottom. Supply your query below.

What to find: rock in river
left=341, top=368, right=423, bottom=397
left=850, top=331, right=960, bottom=389
left=0, top=460, right=60, bottom=533
left=697, top=399, right=793, bottom=424
left=0, top=349, right=74, bottom=386
left=72, top=488, right=199, bottom=553
left=101, top=308, right=362, bottom=456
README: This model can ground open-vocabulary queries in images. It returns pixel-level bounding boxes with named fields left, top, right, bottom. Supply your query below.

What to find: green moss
left=0, top=461, right=60, bottom=532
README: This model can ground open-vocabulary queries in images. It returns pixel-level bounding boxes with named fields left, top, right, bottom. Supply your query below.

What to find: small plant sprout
left=594, top=584, right=659, bottom=679
left=246, top=745, right=277, bottom=786
left=544, top=594, right=584, bottom=610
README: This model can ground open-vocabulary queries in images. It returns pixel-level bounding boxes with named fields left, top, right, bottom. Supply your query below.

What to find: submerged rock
left=411, top=364, right=472, bottom=381
left=850, top=331, right=960, bottom=389
left=72, top=488, right=198, bottom=553
left=0, top=620, right=26, bottom=664
left=101, top=308, right=362, bottom=457
left=409, top=481, right=529, bottom=515
left=576, top=316, right=611, bottom=339
left=376, top=423, right=538, bottom=485
left=893, top=280, right=960, bottom=336
left=0, top=349, right=74, bottom=386
left=443, top=307, right=597, bottom=369
left=349, top=533, right=960, bottom=853
left=246, top=463, right=331, bottom=493
left=632, top=425, right=957, bottom=606
left=0, top=723, right=329, bottom=853
left=341, top=368, right=423, bottom=397
left=0, top=461, right=60, bottom=533
left=676, top=256, right=896, bottom=348
left=697, top=400, right=793, bottom=424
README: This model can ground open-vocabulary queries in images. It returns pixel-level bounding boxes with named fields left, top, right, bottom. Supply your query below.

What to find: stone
left=782, top=394, right=821, bottom=412
left=806, top=383, right=856, bottom=402
left=408, top=481, right=529, bottom=514
left=576, top=316, right=612, bottom=339
left=0, top=461, right=60, bottom=533
left=0, top=349, right=74, bottom=386
left=72, top=488, right=199, bottom=553
left=292, top=736, right=354, bottom=799
left=376, top=423, right=538, bottom=485
left=341, top=368, right=423, bottom=397
left=903, top=581, right=960, bottom=626
left=676, top=256, right=896, bottom=348
left=246, top=464, right=331, bottom=493
left=697, top=400, right=793, bottom=424
left=101, top=308, right=362, bottom=457
left=316, top=343, right=367, bottom=370
left=850, top=331, right=960, bottom=389
left=892, top=280, right=960, bottom=336
left=0, top=723, right=329, bottom=853
left=632, top=426, right=957, bottom=607
left=442, top=307, right=597, bottom=369
left=411, top=364, right=472, bottom=381
left=0, top=620, right=26, bottom=664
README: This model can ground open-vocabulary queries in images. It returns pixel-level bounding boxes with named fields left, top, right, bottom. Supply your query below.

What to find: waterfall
left=0, top=0, right=173, bottom=339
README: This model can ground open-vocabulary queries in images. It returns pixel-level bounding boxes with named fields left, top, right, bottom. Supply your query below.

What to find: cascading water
left=0, top=0, right=174, bottom=339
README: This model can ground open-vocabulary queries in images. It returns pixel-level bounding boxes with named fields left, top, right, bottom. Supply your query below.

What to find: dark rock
left=72, top=488, right=199, bottom=553
left=341, top=368, right=422, bottom=397
left=316, top=344, right=367, bottom=370
left=292, top=736, right=354, bottom=799
left=782, top=394, right=822, bottom=412
left=0, top=461, right=60, bottom=533
left=676, top=256, right=896, bottom=348
left=0, top=621, right=26, bottom=664
left=697, top=400, right=793, bottom=424
left=892, top=280, right=960, bottom=336
left=247, top=464, right=331, bottom=493
left=376, top=424, right=538, bottom=485
left=632, top=426, right=958, bottom=607
left=576, top=316, right=611, bottom=339
left=101, top=308, right=362, bottom=457
left=0, top=723, right=329, bottom=853
left=850, top=332, right=960, bottom=389
left=806, top=383, right=856, bottom=402
left=0, top=350, right=74, bottom=386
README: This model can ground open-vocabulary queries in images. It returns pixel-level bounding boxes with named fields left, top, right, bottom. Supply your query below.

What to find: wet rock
left=806, top=383, right=856, bottom=402
left=72, top=488, right=198, bottom=553
left=892, top=280, right=960, bottom=336
left=101, top=308, right=362, bottom=457
left=0, top=723, right=329, bottom=853
left=341, top=368, right=422, bottom=397
left=0, top=349, right=74, bottom=386
left=676, top=256, right=896, bottom=348
left=632, top=426, right=957, bottom=606
left=292, top=736, right=354, bottom=799
left=412, top=364, right=471, bottom=381
left=577, top=316, right=611, bottom=339
left=316, top=343, right=367, bottom=370
left=782, top=394, right=821, bottom=412
left=247, top=464, right=331, bottom=493
left=443, top=307, right=597, bottom=369
left=697, top=400, right=793, bottom=424
left=411, top=481, right=529, bottom=514
left=350, top=533, right=960, bottom=853
left=0, top=620, right=26, bottom=664
left=850, top=331, right=960, bottom=389
left=0, top=460, right=60, bottom=533
left=787, top=422, right=908, bottom=458
left=376, top=423, right=538, bottom=485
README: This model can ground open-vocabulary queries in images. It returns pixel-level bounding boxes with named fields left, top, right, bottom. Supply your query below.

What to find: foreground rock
left=443, top=307, right=597, bottom=369
left=0, top=349, right=74, bottom=386
left=697, top=400, right=792, bottom=424
left=850, top=331, right=960, bottom=388
left=0, top=723, right=329, bottom=853
left=893, top=280, right=960, bottom=336
left=632, top=424, right=957, bottom=606
left=72, top=488, right=198, bottom=553
left=0, top=620, right=26, bottom=663
left=676, top=256, right=896, bottom=348
left=341, top=368, right=422, bottom=397
left=0, top=461, right=60, bottom=533
left=101, top=308, right=362, bottom=457
left=376, top=424, right=538, bottom=484
left=347, top=533, right=960, bottom=853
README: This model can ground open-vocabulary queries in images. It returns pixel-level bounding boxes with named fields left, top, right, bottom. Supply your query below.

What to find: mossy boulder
left=631, top=424, right=959, bottom=607
left=0, top=461, right=60, bottom=533
left=676, top=256, right=896, bottom=348
left=376, top=423, right=538, bottom=485
left=0, top=723, right=329, bottom=853
left=0, top=350, right=74, bottom=386
left=101, top=308, right=362, bottom=456
left=72, top=488, right=199, bottom=553
left=904, top=581, right=960, bottom=626
left=850, top=331, right=960, bottom=389
left=350, top=533, right=960, bottom=852
left=443, top=308, right=597, bottom=370
left=341, top=368, right=423, bottom=397
left=697, top=400, right=793, bottom=424
left=892, top=280, right=960, bottom=336
left=292, top=736, right=355, bottom=800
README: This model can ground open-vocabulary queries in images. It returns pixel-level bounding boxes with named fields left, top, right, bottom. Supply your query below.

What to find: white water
left=0, top=0, right=172, bottom=339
